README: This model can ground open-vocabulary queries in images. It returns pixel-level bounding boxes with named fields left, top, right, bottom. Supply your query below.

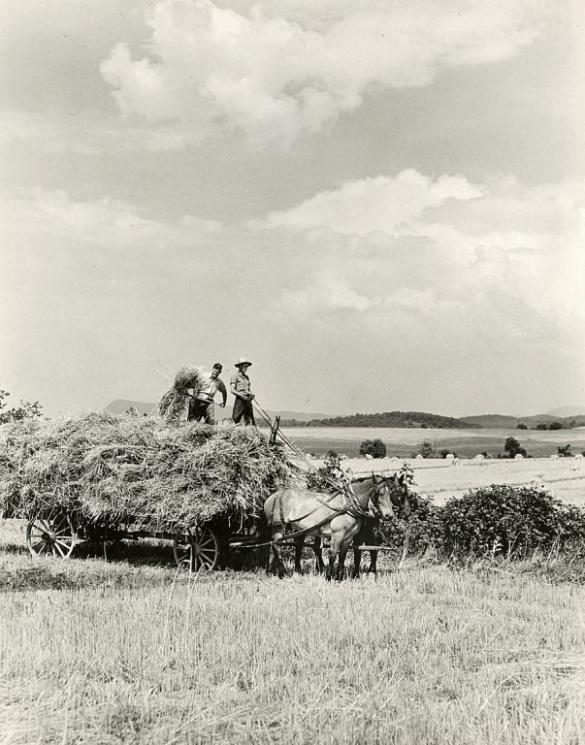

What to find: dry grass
left=0, top=414, right=301, bottom=529
left=0, top=526, right=583, bottom=745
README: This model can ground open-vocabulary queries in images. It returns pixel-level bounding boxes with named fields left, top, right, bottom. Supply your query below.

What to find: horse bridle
left=363, top=476, right=394, bottom=519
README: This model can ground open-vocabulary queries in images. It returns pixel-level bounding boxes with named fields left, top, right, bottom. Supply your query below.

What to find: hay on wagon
left=0, top=412, right=303, bottom=531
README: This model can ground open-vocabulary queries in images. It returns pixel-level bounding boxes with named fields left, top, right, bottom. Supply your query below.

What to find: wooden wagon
left=23, top=506, right=271, bottom=571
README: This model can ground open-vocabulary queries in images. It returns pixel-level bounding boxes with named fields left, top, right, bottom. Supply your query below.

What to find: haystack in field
left=0, top=412, right=302, bottom=529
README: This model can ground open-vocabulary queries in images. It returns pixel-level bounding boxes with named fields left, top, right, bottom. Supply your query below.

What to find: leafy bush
left=504, top=436, right=527, bottom=458
left=376, top=494, right=444, bottom=558
left=548, top=421, right=563, bottom=430
left=441, top=485, right=585, bottom=559
left=557, top=444, right=572, bottom=457
left=412, top=440, right=435, bottom=458
left=0, top=389, right=42, bottom=425
left=359, top=439, right=387, bottom=459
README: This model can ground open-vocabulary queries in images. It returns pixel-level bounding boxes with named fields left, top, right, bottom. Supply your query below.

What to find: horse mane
left=350, top=474, right=386, bottom=484
left=350, top=474, right=372, bottom=483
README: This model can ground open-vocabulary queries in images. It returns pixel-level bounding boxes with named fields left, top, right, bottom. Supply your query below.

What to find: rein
left=271, top=478, right=379, bottom=536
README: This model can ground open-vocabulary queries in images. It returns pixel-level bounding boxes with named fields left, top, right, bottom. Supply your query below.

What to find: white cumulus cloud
left=256, top=169, right=482, bottom=234
left=100, top=0, right=546, bottom=145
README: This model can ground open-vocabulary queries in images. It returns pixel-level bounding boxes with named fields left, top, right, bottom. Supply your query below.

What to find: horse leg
left=313, top=536, right=325, bottom=574
left=270, top=530, right=286, bottom=578
left=336, top=544, right=349, bottom=581
left=368, top=550, right=378, bottom=576
left=326, top=541, right=338, bottom=581
left=352, top=536, right=362, bottom=579
left=294, top=536, right=304, bottom=574
left=336, top=520, right=362, bottom=581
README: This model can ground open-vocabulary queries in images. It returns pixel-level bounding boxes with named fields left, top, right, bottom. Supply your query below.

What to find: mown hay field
left=284, top=426, right=585, bottom=459
left=324, top=456, right=585, bottom=506
left=1, top=524, right=584, bottom=745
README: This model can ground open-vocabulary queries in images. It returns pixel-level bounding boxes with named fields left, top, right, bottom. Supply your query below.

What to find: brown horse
left=264, top=474, right=398, bottom=580
left=289, top=471, right=412, bottom=577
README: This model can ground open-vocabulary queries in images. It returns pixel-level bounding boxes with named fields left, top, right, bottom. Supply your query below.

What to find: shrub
left=412, top=440, right=435, bottom=459
left=557, top=444, right=573, bottom=458
left=377, top=494, right=444, bottom=558
left=0, top=389, right=43, bottom=425
left=548, top=421, right=563, bottom=430
left=441, top=485, right=585, bottom=559
left=504, top=436, right=527, bottom=458
left=516, top=423, right=527, bottom=429
left=359, top=439, right=387, bottom=459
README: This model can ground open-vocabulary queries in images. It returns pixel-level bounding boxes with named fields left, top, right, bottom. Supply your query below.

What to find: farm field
left=311, top=456, right=585, bottom=506
left=282, top=426, right=585, bottom=459
left=0, top=523, right=584, bottom=745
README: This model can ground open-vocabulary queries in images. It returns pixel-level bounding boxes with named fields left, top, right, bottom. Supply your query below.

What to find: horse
left=264, top=474, right=398, bottom=580
left=290, top=471, right=412, bottom=578
left=351, top=471, right=412, bottom=577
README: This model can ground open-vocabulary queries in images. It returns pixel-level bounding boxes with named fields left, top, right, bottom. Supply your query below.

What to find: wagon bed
left=22, top=505, right=270, bottom=571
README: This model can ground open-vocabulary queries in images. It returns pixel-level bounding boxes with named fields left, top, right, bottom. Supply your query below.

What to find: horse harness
left=271, top=477, right=376, bottom=537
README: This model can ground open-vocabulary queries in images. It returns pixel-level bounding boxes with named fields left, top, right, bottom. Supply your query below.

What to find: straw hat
left=235, top=357, right=252, bottom=367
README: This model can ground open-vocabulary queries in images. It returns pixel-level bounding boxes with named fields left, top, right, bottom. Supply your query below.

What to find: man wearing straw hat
left=231, top=358, right=255, bottom=425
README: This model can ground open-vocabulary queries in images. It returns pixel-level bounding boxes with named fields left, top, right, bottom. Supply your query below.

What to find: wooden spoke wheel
left=173, top=525, right=220, bottom=571
left=26, top=512, right=77, bottom=559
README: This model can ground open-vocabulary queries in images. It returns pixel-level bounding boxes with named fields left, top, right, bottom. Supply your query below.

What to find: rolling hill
left=104, top=399, right=330, bottom=422
left=104, top=400, right=585, bottom=430
left=302, top=411, right=475, bottom=429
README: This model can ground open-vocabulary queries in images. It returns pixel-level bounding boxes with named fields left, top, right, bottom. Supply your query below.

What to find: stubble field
left=1, top=522, right=584, bottom=745
left=283, top=426, right=585, bottom=459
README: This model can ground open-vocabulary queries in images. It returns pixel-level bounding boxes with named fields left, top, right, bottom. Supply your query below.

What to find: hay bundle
left=158, top=366, right=205, bottom=422
left=0, top=413, right=303, bottom=530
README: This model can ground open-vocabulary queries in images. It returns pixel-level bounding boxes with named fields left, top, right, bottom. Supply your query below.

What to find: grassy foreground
left=0, top=539, right=584, bottom=744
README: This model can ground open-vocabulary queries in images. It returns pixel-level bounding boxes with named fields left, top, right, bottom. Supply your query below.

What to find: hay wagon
left=24, top=506, right=267, bottom=571
left=1, top=411, right=297, bottom=571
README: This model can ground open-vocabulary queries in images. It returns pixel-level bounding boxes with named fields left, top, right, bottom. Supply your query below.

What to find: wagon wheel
left=173, top=525, right=220, bottom=571
left=26, top=511, right=78, bottom=559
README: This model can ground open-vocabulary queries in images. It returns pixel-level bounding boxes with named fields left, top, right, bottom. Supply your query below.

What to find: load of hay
left=158, top=366, right=204, bottom=422
left=0, top=412, right=303, bottom=530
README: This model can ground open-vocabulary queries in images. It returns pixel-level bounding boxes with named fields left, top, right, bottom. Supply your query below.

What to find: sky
left=1, top=0, right=584, bottom=418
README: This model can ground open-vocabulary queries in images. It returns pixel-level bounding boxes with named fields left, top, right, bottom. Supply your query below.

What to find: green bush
left=359, top=439, right=387, bottom=458
left=441, top=485, right=585, bottom=559
left=412, top=440, right=435, bottom=458
left=376, top=494, right=444, bottom=558
left=504, top=436, right=527, bottom=458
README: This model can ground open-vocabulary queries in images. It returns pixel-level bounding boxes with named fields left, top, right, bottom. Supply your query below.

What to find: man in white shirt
left=231, top=358, right=255, bottom=425
left=188, top=363, right=227, bottom=424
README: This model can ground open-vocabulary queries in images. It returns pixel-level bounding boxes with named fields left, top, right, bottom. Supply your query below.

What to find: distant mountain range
left=300, top=411, right=473, bottom=429
left=545, top=405, right=585, bottom=417
left=304, top=411, right=585, bottom=429
left=104, top=399, right=330, bottom=422
left=104, top=400, right=585, bottom=429
left=459, top=412, right=585, bottom=429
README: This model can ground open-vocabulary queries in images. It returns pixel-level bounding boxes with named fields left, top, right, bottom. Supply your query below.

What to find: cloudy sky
left=1, top=0, right=584, bottom=417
